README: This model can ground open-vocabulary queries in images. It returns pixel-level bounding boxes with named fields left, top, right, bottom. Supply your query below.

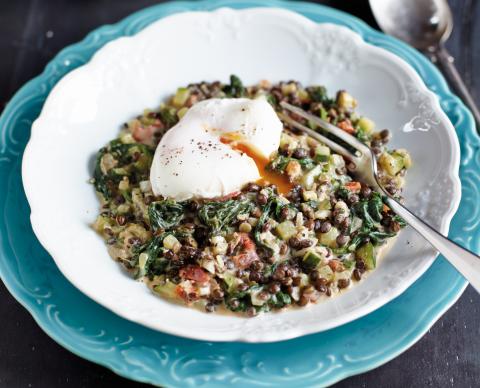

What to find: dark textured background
left=0, top=1, right=479, bottom=387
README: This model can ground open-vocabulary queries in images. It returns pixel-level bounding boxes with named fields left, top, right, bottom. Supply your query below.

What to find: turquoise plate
left=1, top=1, right=479, bottom=386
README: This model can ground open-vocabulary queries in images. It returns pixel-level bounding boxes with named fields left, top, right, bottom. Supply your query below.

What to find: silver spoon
left=369, top=0, right=480, bottom=130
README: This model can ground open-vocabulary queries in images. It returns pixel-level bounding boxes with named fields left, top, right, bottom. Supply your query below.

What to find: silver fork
left=280, top=101, right=480, bottom=293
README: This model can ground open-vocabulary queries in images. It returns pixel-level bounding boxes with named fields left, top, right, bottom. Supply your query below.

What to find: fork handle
left=386, top=198, right=480, bottom=292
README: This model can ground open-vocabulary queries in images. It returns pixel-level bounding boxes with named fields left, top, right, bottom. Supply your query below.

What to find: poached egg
left=150, top=98, right=286, bottom=200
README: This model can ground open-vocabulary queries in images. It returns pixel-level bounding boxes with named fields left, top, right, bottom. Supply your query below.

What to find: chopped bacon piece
left=231, top=233, right=259, bottom=269
left=232, top=251, right=258, bottom=270
left=179, top=265, right=211, bottom=283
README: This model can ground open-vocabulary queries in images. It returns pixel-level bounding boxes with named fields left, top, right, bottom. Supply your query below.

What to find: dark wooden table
left=1, top=1, right=479, bottom=387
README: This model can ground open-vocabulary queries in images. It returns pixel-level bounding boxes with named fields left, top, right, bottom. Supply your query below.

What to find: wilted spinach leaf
left=148, top=200, right=186, bottom=231
left=222, top=74, right=245, bottom=97
left=198, top=198, right=253, bottom=236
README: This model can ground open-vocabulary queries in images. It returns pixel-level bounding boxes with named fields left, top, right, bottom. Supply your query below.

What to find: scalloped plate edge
left=0, top=0, right=476, bottom=386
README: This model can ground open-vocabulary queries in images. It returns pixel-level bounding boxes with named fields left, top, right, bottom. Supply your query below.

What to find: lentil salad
left=92, top=76, right=411, bottom=316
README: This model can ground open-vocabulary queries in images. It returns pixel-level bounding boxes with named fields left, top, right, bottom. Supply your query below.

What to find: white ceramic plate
left=22, top=8, right=461, bottom=342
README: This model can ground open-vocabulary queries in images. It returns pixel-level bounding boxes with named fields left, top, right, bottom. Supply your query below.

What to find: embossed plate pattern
left=1, top=0, right=479, bottom=386
left=21, top=6, right=461, bottom=342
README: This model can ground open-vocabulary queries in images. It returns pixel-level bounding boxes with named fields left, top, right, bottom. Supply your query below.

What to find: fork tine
left=280, top=101, right=369, bottom=154
left=277, top=112, right=357, bottom=159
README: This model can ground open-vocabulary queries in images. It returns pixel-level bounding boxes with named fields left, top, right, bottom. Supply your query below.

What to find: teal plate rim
left=1, top=1, right=479, bottom=387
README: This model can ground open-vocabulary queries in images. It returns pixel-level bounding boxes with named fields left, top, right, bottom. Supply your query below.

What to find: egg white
left=150, top=98, right=283, bottom=200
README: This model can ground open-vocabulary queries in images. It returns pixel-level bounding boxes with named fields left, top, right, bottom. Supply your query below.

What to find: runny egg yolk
left=220, top=136, right=294, bottom=195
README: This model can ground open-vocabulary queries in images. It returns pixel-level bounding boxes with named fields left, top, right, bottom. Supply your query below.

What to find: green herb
left=132, top=235, right=166, bottom=277
left=304, top=200, right=319, bottom=210
left=307, top=86, right=330, bottom=104
left=254, top=193, right=285, bottom=253
left=159, top=106, right=178, bottom=127
left=269, top=292, right=292, bottom=308
left=227, top=297, right=248, bottom=312
left=342, top=259, right=356, bottom=270
left=93, top=147, right=112, bottom=199
left=355, top=126, right=370, bottom=143
left=266, top=93, right=277, bottom=106
left=347, top=192, right=402, bottom=250
left=135, top=231, right=193, bottom=277
left=148, top=200, right=186, bottom=231
left=350, top=192, right=385, bottom=230
left=367, top=192, right=384, bottom=222
left=268, top=155, right=316, bottom=172
left=92, top=141, right=153, bottom=199
left=198, top=198, right=253, bottom=236
left=391, top=214, right=407, bottom=228
left=223, top=74, right=245, bottom=97
left=335, top=186, right=350, bottom=201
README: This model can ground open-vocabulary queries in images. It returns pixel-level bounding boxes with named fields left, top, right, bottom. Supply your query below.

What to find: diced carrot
left=337, top=120, right=355, bottom=134
left=383, top=204, right=390, bottom=212
left=345, top=181, right=361, bottom=192
left=328, top=259, right=344, bottom=272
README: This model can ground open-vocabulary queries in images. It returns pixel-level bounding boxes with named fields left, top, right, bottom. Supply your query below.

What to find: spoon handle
left=431, top=45, right=480, bottom=131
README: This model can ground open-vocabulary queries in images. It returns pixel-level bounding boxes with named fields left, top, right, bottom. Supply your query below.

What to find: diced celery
left=93, top=215, right=111, bottom=234
left=314, top=209, right=331, bottom=219
left=281, top=83, right=297, bottom=95
left=280, top=133, right=298, bottom=151
left=116, top=203, right=131, bottom=214
left=298, top=88, right=309, bottom=102
left=302, top=164, right=322, bottom=189
left=200, top=257, right=216, bottom=274
left=302, top=190, right=318, bottom=201
left=336, top=90, right=357, bottom=109
left=163, top=234, right=180, bottom=250
left=177, top=107, right=189, bottom=119
left=320, top=107, right=328, bottom=121
left=317, top=264, right=334, bottom=281
left=302, top=251, right=322, bottom=271
left=211, top=236, right=228, bottom=255
left=357, top=117, right=375, bottom=134
left=153, top=281, right=177, bottom=299
left=137, top=252, right=149, bottom=277
left=132, top=152, right=152, bottom=171
left=120, top=133, right=135, bottom=144
left=331, top=154, right=345, bottom=168
left=318, top=227, right=340, bottom=248
left=172, top=87, right=190, bottom=108
left=314, top=144, right=331, bottom=163
left=112, top=167, right=129, bottom=176
left=355, top=242, right=376, bottom=270
left=318, top=199, right=332, bottom=210
left=223, top=272, right=240, bottom=293
left=118, top=177, right=129, bottom=191
left=392, top=149, right=412, bottom=169
left=275, top=220, right=297, bottom=241
left=378, top=152, right=404, bottom=176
